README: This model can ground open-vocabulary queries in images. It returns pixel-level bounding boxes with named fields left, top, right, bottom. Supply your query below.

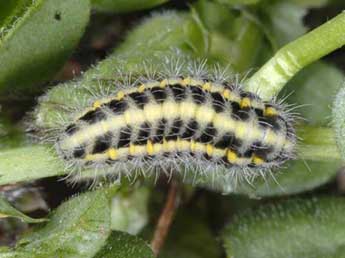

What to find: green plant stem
left=297, top=126, right=341, bottom=162
left=245, top=11, right=345, bottom=100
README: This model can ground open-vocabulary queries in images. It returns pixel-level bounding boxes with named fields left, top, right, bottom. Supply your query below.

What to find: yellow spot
left=116, top=91, right=125, bottom=100
left=206, top=144, right=214, bottom=156
left=190, top=140, right=196, bottom=152
left=252, top=155, right=264, bottom=165
left=202, top=82, right=212, bottom=91
left=264, top=106, right=278, bottom=117
left=108, top=148, right=117, bottom=160
left=92, top=100, right=101, bottom=108
left=240, top=97, right=251, bottom=108
left=160, top=79, right=168, bottom=88
left=223, top=89, right=231, bottom=100
left=138, top=84, right=146, bottom=93
left=129, top=144, right=135, bottom=155
left=227, top=150, right=237, bottom=163
left=182, top=77, right=191, bottom=86
left=147, top=140, right=154, bottom=155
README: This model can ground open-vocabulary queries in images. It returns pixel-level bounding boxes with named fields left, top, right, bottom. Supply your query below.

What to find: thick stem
left=245, top=11, right=345, bottom=100
left=151, top=180, right=180, bottom=257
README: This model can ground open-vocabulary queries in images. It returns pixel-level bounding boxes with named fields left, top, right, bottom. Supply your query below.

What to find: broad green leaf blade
left=0, top=189, right=112, bottom=258
left=111, top=186, right=150, bottom=234
left=0, top=145, right=65, bottom=185
left=223, top=197, right=345, bottom=258
left=92, top=0, right=168, bottom=13
left=333, top=87, right=345, bottom=162
left=0, top=0, right=90, bottom=93
left=264, top=1, right=307, bottom=47
left=0, top=194, right=46, bottom=223
left=94, top=231, right=154, bottom=258
left=283, top=61, right=344, bottom=126
left=236, top=159, right=341, bottom=197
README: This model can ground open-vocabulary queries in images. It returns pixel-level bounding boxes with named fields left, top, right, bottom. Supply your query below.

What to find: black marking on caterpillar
left=54, top=75, right=297, bottom=189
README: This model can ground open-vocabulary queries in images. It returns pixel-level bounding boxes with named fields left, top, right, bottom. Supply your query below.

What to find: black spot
left=151, top=87, right=167, bottom=103
left=108, top=99, right=128, bottom=115
left=170, top=84, right=186, bottom=102
left=166, top=119, right=182, bottom=141
left=215, top=133, right=233, bottom=149
left=211, top=92, right=225, bottom=113
left=258, top=116, right=281, bottom=131
left=181, top=119, right=199, bottom=139
left=197, top=123, right=217, bottom=143
left=129, top=92, right=148, bottom=109
left=92, top=133, right=113, bottom=154
left=73, top=147, right=85, bottom=159
left=54, top=11, right=61, bottom=21
left=135, top=122, right=151, bottom=145
left=254, top=108, right=264, bottom=117
left=230, top=102, right=250, bottom=120
left=251, top=142, right=273, bottom=159
left=152, top=119, right=166, bottom=143
left=65, top=124, right=78, bottom=135
left=215, top=133, right=242, bottom=149
left=79, top=109, right=106, bottom=124
left=117, top=126, right=132, bottom=148
left=190, top=86, right=206, bottom=104
left=242, top=149, right=253, bottom=158
left=240, top=91, right=257, bottom=99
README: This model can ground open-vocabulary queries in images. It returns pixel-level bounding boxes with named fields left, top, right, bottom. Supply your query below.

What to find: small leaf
left=111, top=186, right=150, bottom=235
left=263, top=1, right=307, bottom=47
left=0, top=194, right=47, bottom=223
left=0, top=188, right=112, bottom=258
left=0, top=0, right=90, bottom=93
left=94, top=231, right=154, bottom=258
left=223, top=197, right=345, bottom=258
left=92, top=0, right=168, bottom=13
left=0, top=145, right=65, bottom=185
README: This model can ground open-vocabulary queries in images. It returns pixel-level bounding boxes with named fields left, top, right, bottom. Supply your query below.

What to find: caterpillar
left=54, top=68, right=296, bottom=188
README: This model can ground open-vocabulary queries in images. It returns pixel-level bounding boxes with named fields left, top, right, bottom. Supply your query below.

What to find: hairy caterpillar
left=51, top=62, right=296, bottom=188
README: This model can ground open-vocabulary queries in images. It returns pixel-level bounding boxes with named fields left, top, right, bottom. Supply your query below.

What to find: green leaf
left=333, top=87, right=345, bottom=162
left=0, top=194, right=47, bottom=223
left=0, top=0, right=90, bottom=93
left=92, top=0, right=168, bottom=13
left=0, top=189, right=112, bottom=258
left=111, top=186, right=150, bottom=234
left=0, top=145, right=65, bottom=185
left=195, top=1, right=263, bottom=72
left=283, top=61, right=344, bottom=126
left=94, top=231, right=154, bottom=258
left=236, top=159, right=341, bottom=197
left=263, top=1, right=307, bottom=47
left=223, top=197, right=345, bottom=258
